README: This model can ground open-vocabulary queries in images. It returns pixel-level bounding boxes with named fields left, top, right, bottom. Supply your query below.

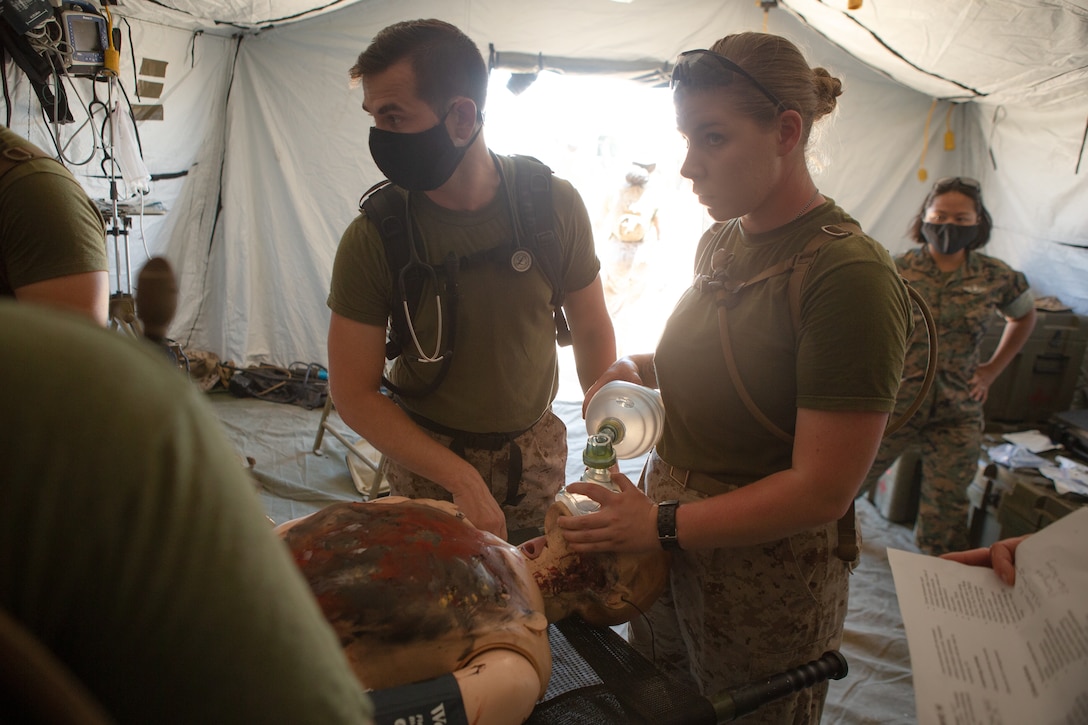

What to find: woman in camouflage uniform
left=861, top=178, right=1036, bottom=555
left=555, top=32, right=912, bottom=723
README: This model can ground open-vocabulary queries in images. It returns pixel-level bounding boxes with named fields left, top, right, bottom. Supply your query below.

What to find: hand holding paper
left=890, top=508, right=1088, bottom=725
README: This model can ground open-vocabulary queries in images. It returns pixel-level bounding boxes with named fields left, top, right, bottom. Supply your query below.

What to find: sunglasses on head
left=935, top=177, right=981, bottom=192
left=671, top=49, right=786, bottom=113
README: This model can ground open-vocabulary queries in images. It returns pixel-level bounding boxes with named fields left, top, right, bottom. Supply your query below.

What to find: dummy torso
left=277, top=498, right=552, bottom=695
left=277, top=497, right=668, bottom=705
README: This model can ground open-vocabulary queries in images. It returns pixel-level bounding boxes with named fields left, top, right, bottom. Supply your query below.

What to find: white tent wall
left=178, top=0, right=793, bottom=366
left=135, top=28, right=237, bottom=349
left=192, top=13, right=386, bottom=367
left=2, top=20, right=237, bottom=331
left=171, top=0, right=985, bottom=366
left=3, top=0, right=1085, bottom=368
left=976, top=101, right=1088, bottom=313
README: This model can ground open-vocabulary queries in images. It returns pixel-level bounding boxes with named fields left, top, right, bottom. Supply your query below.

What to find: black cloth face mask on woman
left=369, top=109, right=480, bottom=191
left=921, top=222, right=979, bottom=255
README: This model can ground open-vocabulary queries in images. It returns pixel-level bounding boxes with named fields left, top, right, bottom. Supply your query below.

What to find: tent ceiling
left=114, top=0, right=1087, bottom=107
left=781, top=0, right=1088, bottom=107
left=11, top=0, right=1076, bottom=365
left=110, top=0, right=353, bottom=31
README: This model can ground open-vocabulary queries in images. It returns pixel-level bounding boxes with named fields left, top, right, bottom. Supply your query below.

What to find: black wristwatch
left=657, top=500, right=681, bottom=551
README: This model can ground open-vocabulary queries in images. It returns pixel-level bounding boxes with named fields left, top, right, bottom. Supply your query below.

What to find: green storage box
left=980, top=310, right=1088, bottom=424
left=996, top=476, right=1088, bottom=537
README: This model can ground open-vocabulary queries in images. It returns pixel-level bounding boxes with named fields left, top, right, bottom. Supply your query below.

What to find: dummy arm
left=370, top=649, right=540, bottom=725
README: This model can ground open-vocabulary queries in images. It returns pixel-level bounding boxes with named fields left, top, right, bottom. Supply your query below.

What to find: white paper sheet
left=1038, top=456, right=1088, bottom=497
left=1000, top=430, right=1059, bottom=454
left=888, top=508, right=1088, bottom=725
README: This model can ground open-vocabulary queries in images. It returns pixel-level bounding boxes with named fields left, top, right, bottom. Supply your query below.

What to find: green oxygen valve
left=556, top=381, right=665, bottom=516
left=582, top=430, right=620, bottom=488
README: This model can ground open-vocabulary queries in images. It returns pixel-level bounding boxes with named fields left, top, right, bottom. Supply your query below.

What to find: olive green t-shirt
left=328, top=154, right=600, bottom=432
left=654, top=200, right=912, bottom=482
left=0, top=303, right=374, bottom=724
left=0, top=125, right=107, bottom=295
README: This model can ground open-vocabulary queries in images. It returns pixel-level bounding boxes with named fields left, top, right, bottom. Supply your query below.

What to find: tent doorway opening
left=486, top=69, right=710, bottom=402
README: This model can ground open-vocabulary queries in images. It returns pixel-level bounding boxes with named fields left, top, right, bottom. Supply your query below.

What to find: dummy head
left=519, top=501, right=669, bottom=627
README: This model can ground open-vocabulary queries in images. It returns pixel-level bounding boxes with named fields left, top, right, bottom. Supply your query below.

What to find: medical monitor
left=60, top=9, right=107, bottom=75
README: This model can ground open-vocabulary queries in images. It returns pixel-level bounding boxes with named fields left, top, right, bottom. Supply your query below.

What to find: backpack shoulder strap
left=785, top=222, right=861, bottom=338
left=717, top=222, right=861, bottom=333
left=510, top=154, right=572, bottom=347
left=813, top=226, right=862, bottom=563
left=710, top=221, right=865, bottom=563
left=360, top=182, right=413, bottom=361
left=713, top=223, right=861, bottom=446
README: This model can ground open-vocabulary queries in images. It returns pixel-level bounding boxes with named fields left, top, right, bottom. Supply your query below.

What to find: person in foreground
left=556, top=33, right=912, bottom=722
left=940, top=533, right=1029, bottom=586
left=0, top=302, right=374, bottom=724
left=859, top=177, right=1036, bottom=555
left=0, top=125, right=109, bottom=324
left=277, top=498, right=668, bottom=725
left=326, top=19, right=615, bottom=543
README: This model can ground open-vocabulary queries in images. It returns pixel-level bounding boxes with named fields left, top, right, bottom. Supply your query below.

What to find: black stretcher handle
left=711, top=650, right=848, bottom=723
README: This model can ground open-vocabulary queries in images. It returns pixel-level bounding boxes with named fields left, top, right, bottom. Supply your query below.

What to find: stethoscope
left=399, top=191, right=447, bottom=364
left=398, top=152, right=534, bottom=363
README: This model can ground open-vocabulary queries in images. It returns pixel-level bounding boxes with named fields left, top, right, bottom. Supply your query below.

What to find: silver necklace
left=794, top=189, right=820, bottom=220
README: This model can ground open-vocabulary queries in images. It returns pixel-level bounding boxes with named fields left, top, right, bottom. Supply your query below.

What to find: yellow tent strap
left=918, top=98, right=938, bottom=182
left=944, top=103, right=956, bottom=150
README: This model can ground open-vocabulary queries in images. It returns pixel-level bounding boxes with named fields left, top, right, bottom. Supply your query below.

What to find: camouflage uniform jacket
left=895, top=246, right=1032, bottom=417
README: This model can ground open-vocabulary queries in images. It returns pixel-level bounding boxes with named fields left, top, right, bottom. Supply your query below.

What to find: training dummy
left=277, top=497, right=668, bottom=725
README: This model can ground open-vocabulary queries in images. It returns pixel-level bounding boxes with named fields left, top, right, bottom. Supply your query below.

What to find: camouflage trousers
left=628, top=452, right=850, bottom=724
left=859, top=393, right=982, bottom=555
left=382, top=409, right=567, bottom=541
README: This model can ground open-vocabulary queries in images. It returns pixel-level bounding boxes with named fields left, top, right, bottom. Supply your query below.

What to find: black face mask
left=921, top=222, right=979, bottom=255
left=368, top=110, right=478, bottom=191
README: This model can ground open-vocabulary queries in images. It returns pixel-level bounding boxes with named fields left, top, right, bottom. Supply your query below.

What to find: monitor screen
left=69, top=17, right=104, bottom=53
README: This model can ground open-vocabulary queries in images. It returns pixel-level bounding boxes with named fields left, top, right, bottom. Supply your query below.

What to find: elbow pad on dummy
left=371, top=673, right=468, bottom=725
